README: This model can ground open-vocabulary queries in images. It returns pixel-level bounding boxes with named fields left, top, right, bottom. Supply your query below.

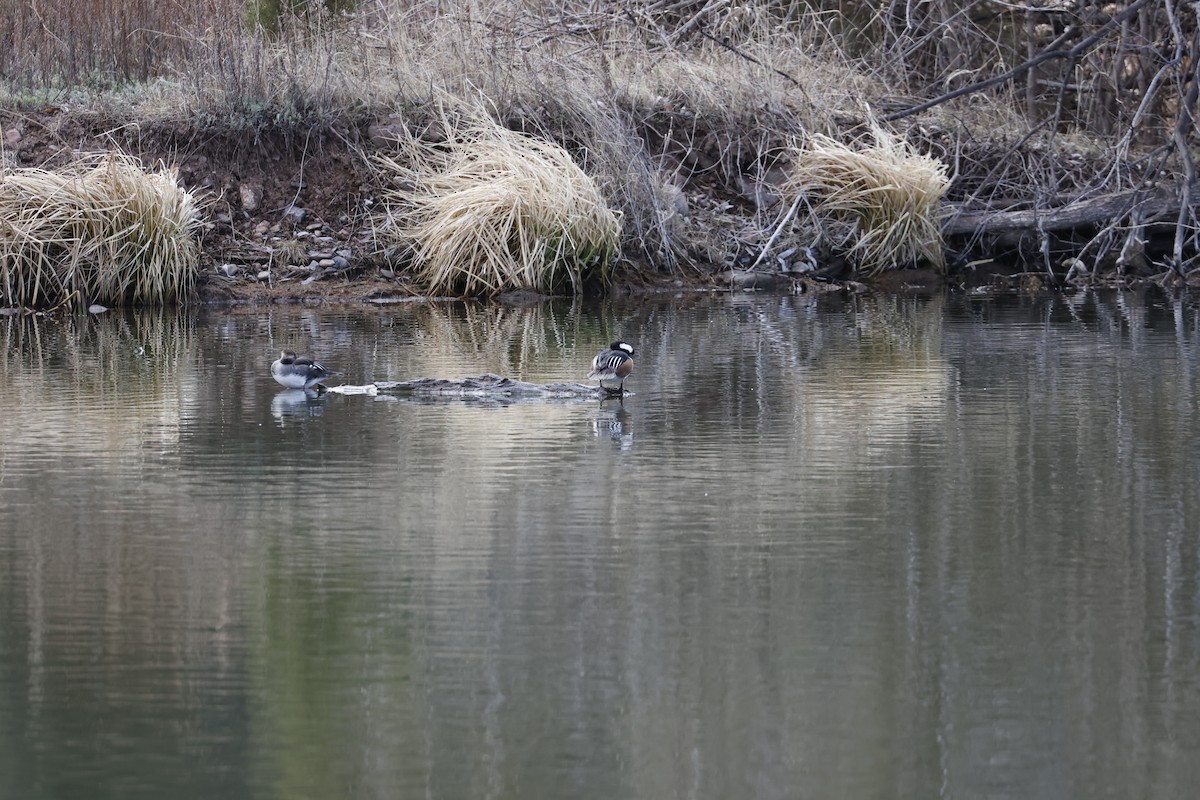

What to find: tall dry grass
left=0, top=153, right=204, bottom=308
left=782, top=121, right=950, bottom=273
left=375, top=117, right=620, bottom=295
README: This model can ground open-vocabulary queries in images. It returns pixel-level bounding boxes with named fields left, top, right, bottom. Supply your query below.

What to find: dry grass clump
left=0, top=153, right=203, bottom=308
left=375, top=120, right=621, bottom=295
left=783, top=122, right=949, bottom=273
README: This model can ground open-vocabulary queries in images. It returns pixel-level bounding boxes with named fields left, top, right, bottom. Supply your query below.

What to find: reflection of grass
left=804, top=296, right=951, bottom=436
left=0, top=310, right=196, bottom=451
left=413, top=303, right=586, bottom=380
left=847, top=295, right=946, bottom=366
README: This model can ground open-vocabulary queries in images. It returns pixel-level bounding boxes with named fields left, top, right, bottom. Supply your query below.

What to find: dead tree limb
left=944, top=184, right=1186, bottom=238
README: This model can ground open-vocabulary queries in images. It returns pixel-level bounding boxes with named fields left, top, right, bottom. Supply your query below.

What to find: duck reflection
left=271, top=388, right=329, bottom=423
left=591, top=399, right=633, bottom=450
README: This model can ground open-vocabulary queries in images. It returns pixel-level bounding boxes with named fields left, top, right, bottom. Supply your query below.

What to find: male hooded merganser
left=271, top=350, right=333, bottom=390
left=588, top=341, right=634, bottom=393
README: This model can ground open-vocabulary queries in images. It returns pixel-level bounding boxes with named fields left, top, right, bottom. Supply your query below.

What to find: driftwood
left=328, top=374, right=624, bottom=403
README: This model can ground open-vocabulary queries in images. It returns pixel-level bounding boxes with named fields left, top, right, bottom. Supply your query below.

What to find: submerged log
left=328, top=373, right=624, bottom=402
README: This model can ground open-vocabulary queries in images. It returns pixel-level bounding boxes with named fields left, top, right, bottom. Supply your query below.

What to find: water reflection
left=1, top=291, right=1200, bottom=799
left=590, top=400, right=634, bottom=451
left=270, top=388, right=329, bottom=423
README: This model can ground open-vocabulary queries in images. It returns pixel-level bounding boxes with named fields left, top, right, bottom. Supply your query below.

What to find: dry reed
left=0, top=152, right=203, bottom=308
left=375, top=119, right=621, bottom=295
left=783, top=122, right=950, bottom=273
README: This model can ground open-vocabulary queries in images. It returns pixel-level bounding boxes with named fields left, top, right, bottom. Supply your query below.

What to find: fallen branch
left=943, top=184, right=1186, bottom=237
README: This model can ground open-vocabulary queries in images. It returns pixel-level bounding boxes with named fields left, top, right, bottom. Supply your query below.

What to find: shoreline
left=4, top=103, right=1197, bottom=307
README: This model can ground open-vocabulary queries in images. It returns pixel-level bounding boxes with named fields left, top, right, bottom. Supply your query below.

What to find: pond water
left=2, top=290, right=1200, bottom=799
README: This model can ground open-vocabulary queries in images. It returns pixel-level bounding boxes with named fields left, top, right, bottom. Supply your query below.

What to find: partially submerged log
left=327, top=373, right=624, bottom=402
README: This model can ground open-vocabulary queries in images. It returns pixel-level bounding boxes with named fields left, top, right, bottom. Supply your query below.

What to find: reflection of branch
left=884, top=0, right=1154, bottom=122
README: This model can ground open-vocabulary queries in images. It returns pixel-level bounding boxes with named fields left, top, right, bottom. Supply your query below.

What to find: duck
left=271, top=350, right=333, bottom=390
left=588, top=341, right=635, bottom=394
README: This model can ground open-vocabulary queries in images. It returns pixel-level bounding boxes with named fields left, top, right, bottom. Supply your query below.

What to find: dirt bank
left=2, top=107, right=1193, bottom=305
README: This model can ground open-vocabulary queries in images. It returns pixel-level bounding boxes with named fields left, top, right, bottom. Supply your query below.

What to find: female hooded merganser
left=271, top=350, right=333, bottom=390
left=588, top=341, right=634, bottom=393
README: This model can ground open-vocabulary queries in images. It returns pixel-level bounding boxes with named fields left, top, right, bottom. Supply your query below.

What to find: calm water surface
left=2, top=292, right=1200, bottom=799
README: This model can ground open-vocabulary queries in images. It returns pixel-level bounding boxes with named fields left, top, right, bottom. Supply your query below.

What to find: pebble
left=318, top=258, right=335, bottom=268
left=301, top=274, right=320, bottom=285
left=218, top=264, right=239, bottom=278
left=332, top=256, right=350, bottom=270
left=87, top=304, right=108, bottom=314
left=257, top=270, right=271, bottom=281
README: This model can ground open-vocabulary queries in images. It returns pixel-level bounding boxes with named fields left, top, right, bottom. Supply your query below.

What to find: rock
left=218, top=264, right=239, bottom=278
left=301, top=273, right=320, bottom=285
left=257, top=270, right=271, bottom=281
left=332, top=256, right=350, bottom=270
left=87, top=304, right=108, bottom=314
left=335, top=248, right=352, bottom=259
left=380, top=269, right=395, bottom=279
left=318, top=258, right=335, bottom=268
left=4, top=128, right=21, bottom=145
left=283, top=204, right=306, bottom=224
left=253, top=220, right=271, bottom=237
left=239, top=183, right=263, bottom=212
